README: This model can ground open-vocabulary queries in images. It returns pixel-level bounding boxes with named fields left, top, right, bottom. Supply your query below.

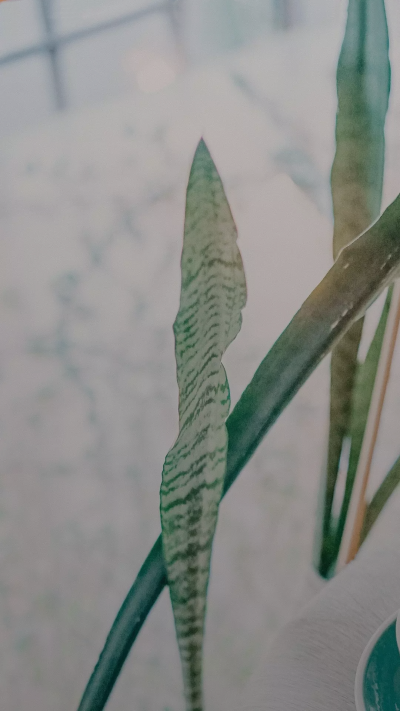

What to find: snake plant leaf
left=321, top=317, right=364, bottom=573
left=333, top=286, right=392, bottom=558
left=332, top=0, right=390, bottom=260
left=320, top=0, right=390, bottom=577
left=361, top=453, right=400, bottom=544
left=319, top=289, right=392, bottom=575
left=77, top=191, right=400, bottom=711
left=160, top=139, right=246, bottom=711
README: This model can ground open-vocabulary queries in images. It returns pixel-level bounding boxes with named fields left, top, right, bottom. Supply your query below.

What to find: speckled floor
left=1, top=21, right=400, bottom=711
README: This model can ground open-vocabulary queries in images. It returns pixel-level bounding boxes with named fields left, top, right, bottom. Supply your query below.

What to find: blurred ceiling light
left=124, top=48, right=178, bottom=94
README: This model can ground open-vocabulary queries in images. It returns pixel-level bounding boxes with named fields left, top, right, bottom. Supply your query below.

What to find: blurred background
left=2, top=1, right=400, bottom=710
left=0, top=0, right=340, bottom=137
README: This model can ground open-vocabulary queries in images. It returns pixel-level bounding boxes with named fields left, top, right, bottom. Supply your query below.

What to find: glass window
left=0, top=55, right=54, bottom=138
left=183, top=0, right=274, bottom=61
left=61, top=12, right=178, bottom=108
left=0, top=0, right=44, bottom=59
left=301, top=0, right=342, bottom=26
left=53, top=0, right=160, bottom=35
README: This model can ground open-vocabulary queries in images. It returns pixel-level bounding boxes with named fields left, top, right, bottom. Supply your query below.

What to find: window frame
left=0, top=0, right=180, bottom=109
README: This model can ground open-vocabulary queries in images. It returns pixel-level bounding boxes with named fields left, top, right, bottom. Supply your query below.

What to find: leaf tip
left=195, top=137, right=211, bottom=159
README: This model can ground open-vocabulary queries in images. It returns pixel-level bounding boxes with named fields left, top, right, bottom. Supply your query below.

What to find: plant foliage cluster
left=77, top=1, right=400, bottom=709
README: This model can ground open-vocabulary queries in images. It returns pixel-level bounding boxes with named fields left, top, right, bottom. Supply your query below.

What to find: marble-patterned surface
left=1, top=23, right=400, bottom=711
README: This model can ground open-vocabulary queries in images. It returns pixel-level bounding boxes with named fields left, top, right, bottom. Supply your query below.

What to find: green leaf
left=321, top=318, right=364, bottom=573
left=160, top=139, right=246, bottom=711
left=77, top=191, right=400, bottom=711
left=319, top=0, right=390, bottom=576
left=333, top=286, right=392, bottom=558
left=332, top=0, right=390, bottom=260
left=361, top=454, right=400, bottom=544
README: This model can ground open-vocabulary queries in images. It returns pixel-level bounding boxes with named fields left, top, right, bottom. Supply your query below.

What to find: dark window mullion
left=37, top=0, right=66, bottom=109
left=273, top=0, right=298, bottom=29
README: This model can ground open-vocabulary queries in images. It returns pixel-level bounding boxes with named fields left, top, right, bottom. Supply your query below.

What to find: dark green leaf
left=333, top=286, right=392, bottom=558
left=319, top=0, right=390, bottom=576
left=361, top=454, right=400, bottom=543
left=332, top=0, right=390, bottom=260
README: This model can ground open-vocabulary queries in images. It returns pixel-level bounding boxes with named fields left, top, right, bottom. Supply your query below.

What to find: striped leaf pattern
left=160, top=139, right=246, bottom=711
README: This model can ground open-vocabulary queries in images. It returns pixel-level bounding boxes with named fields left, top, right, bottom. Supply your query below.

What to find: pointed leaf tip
left=160, top=143, right=246, bottom=711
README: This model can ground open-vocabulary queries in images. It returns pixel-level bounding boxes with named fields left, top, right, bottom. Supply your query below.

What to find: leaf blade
left=160, top=139, right=246, bottom=711
left=332, top=0, right=390, bottom=260
left=319, top=0, right=390, bottom=576
left=361, top=454, right=400, bottom=543
left=334, top=286, right=392, bottom=555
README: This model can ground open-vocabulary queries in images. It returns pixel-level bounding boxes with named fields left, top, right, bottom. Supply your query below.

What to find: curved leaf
left=77, top=192, right=400, bottom=711
left=160, top=140, right=247, bottom=711
left=320, top=0, right=391, bottom=576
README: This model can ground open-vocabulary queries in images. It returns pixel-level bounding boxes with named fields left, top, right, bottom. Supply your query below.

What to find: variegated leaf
left=160, top=139, right=246, bottom=711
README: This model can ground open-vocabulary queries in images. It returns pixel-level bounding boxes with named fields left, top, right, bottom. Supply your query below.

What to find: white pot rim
left=355, top=610, right=399, bottom=711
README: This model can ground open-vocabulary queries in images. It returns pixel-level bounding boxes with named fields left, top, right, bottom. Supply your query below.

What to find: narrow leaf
left=319, top=0, right=390, bottom=577
left=321, top=318, right=363, bottom=573
left=334, top=286, right=392, bottom=555
left=361, top=454, right=400, bottom=543
left=77, top=192, right=400, bottom=711
left=160, top=140, right=247, bottom=711
left=332, top=0, right=390, bottom=260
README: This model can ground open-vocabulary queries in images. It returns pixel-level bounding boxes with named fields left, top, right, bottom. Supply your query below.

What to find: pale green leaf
left=160, top=139, right=246, bottom=711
